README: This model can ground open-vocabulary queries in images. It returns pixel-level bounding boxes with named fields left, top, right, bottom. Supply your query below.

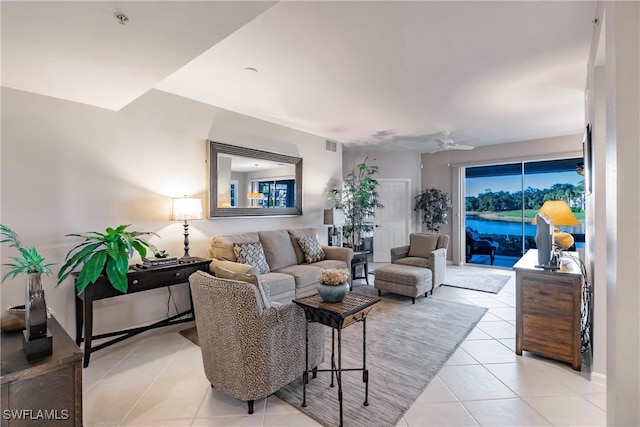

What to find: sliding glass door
left=465, top=158, right=584, bottom=267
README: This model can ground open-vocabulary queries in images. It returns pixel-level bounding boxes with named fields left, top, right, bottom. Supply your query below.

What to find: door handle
left=375, top=224, right=381, bottom=227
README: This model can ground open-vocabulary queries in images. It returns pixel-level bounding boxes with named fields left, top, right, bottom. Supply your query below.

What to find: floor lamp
left=171, top=196, right=203, bottom=262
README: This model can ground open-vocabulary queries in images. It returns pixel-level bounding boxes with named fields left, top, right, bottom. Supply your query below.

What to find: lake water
left=466, top=216, right=584, bottom=236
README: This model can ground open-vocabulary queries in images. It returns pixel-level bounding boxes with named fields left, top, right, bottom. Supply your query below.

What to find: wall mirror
left=209, top=141, right=303, bottom=217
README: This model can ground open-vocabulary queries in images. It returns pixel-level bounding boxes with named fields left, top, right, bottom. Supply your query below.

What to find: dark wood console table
left=75, top=258, right=211, bottom=367
left=513, top=249, right=583, bottom=370
left=1, top=316, right=83, bottom=426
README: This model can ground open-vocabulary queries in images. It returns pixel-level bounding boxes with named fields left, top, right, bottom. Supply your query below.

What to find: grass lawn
left=483, top=209, right=585, bottom=221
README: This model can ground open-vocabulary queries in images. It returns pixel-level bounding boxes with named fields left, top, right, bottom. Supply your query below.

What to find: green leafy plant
left=331, top=158, right=384, bottom=248
left=57, top=224, right=158, bottom=294
left=414, top=188, right=453, bottom=232
left=1, top=224, right=54, bottom=282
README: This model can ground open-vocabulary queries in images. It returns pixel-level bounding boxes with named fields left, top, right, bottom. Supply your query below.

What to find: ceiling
left=2, top=1, right=597, bottom=153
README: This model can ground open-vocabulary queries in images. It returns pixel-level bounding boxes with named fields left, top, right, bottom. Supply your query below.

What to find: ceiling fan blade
left=455, top=144, right=475, bottom=150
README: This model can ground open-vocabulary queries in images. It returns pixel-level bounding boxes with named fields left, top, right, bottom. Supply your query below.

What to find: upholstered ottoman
left=374, top=264, right=433, bottom=304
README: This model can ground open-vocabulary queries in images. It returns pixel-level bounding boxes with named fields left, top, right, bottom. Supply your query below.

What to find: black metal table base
left=302, top=315, right=370, bottom=427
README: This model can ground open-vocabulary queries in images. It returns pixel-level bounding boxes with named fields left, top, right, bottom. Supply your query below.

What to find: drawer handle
left=132, top=279, right=138, bottom=285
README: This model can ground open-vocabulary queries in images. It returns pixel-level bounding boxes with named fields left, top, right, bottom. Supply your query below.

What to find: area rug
left=443, top=266, right=511, bottom=294
left=179, top=286, right=486, bottom=427
left=274, top=285, right=486, bottom=427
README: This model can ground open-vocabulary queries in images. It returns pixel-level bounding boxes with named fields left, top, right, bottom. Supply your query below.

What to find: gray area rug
left=274, top=285, right=487, bottom=427
left=442, top=267, right=511, bottom=293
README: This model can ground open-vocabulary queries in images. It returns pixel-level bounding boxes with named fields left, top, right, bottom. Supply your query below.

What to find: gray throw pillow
left=297, top=236, right=325, bottom=263
left=213, top=265, right=270, bottom=310
left=408, top=234, right=439, bottom=258
left=232, top=241, right=270, bottom=274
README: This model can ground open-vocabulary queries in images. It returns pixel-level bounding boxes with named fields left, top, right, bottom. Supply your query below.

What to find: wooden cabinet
left=1, top=316, right=82, bottom=426
left=513, top=250, right=583, bottom=370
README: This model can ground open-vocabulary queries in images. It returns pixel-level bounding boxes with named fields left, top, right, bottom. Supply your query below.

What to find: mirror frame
left=208, top=141, right=303, bottom=217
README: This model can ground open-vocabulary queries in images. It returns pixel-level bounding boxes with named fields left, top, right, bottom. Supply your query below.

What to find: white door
left=373, top=179, right=410, bottom=262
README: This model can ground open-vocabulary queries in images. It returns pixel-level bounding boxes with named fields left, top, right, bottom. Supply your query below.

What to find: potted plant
left=330, top=158, right=384, bottom=249
left=57, top=224, right=158, bottom=294
left=1, top=225, right=54, bottom=342
left=317, top=268, right=350, bottom=303
left=414, top=188, right=453, bottom=232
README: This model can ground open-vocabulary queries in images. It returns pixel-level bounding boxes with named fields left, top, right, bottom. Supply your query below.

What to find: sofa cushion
left=310, top=259, right=348, bottom=270
left=258, top=230, right=298, bottom=271
left=297, top=236, right=325, bottom=263
left=213, top=265, right=270, bottom=309
left=395, top=257, right=430, bottom=268
left=274, top=264, right=323, bottom=288
left=408, top=234, right=439, bottom=258
left=258, top=272, right=296, bottom=302
left=233, top=242, right=270, bottom=274
left=210, top=232, right=260, bottom=261
left=210, top=259, right=260, bottom=276
left=288, top=228, right=320, bottom=264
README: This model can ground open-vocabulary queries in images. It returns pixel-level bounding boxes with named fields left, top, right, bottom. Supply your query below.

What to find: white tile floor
left=83, top=265, right=606, bottom=426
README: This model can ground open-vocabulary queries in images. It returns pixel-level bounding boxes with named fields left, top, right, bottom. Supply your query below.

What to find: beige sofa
left=208, top=228, right=353, bottom=303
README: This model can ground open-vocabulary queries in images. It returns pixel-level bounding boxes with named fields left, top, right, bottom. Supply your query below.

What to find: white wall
left=592, top=2, right=640, bottom=424
left=342, top=150, right=422, bottom=234
left=0, top=87, right=342, bottom=337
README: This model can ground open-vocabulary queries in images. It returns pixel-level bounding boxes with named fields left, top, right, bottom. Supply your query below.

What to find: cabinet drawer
left=129, top=265, right=204, bottom=292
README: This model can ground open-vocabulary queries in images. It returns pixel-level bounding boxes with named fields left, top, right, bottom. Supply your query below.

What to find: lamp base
left=23, top=330, right=53, bottom=362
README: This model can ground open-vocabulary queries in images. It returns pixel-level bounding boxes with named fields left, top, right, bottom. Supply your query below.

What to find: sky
left=466, top=171, right=583, bottom=197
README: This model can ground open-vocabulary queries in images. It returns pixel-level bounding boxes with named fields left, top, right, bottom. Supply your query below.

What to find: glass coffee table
left=293, top=292, right=380, bottom=427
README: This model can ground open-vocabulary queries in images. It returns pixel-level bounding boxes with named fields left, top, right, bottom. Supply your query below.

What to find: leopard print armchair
left=189, top=270, right=324, bottom=414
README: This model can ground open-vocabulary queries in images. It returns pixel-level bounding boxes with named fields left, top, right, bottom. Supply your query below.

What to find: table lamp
left=324, top=208, right=345, bottom=247
left=171, top=196, right=203, bottom=262
left=247, top=192, right=262, bottom=207
left=532, top=200, right=580, bottom=250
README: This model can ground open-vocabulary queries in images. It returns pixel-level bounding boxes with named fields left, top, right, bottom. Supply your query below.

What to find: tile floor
left=83, top=264, right=606, bottom=426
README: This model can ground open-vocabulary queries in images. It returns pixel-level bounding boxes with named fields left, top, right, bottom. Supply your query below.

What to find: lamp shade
left=532, top=201, right=579, bottom=226
left=324, top=208, right=345, bottom=226
left=171, top=197, right=203, bottom=221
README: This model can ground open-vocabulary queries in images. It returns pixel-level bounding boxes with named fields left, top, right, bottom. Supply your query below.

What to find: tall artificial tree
left=329, top=158, right=384, bottom=248
left=414, top=188, right=452, bottom=232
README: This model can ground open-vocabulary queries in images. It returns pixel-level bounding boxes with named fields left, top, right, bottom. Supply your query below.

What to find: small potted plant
left=57, top=224, right=158, bottom=294
left=317, top=268, right=350, bottom=303
left=0, top=225, right=54, bottom=345
left=414, top=188, right=453, bottom=232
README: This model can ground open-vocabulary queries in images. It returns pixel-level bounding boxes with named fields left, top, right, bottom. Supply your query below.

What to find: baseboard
left=591, top=371, right=606, bottom=386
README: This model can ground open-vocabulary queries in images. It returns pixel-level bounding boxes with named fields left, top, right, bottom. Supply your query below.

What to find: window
left=465, top=158, right=584, bottom=267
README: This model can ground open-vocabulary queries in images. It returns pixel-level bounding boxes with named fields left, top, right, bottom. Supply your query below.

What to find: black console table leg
left=75, top=295, right=83, bottom=346
left=83, top=299, right=93, bottom=368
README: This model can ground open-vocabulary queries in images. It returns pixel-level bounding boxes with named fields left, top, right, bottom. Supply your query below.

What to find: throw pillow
left=213, top=265, right=270, bottom=310
left=297, top=236, right=325, bottom=263
left=408, top=234, right=439, bottom=258
left=232, top=241, right=270, bottom=274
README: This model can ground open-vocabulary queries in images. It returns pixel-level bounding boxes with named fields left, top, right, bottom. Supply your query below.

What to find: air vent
left=325, top=140, right=337, bottom=152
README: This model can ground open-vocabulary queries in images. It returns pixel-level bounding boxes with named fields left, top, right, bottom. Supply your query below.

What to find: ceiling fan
left=429, top=132, right=476, bottom=154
